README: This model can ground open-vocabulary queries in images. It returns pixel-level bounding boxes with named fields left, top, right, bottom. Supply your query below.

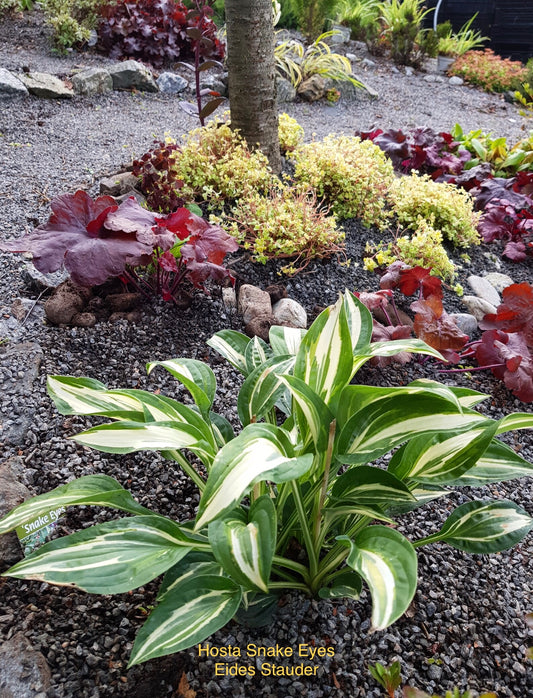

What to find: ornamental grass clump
left=213, top=186, right=344, bottom=274
left=388, top=173, right=481, bottom=247
left=1, top=291, right=532, bottom=665
left=293, top=135, right=394, bottom=224
left=171, top=118, right=274, bottom=207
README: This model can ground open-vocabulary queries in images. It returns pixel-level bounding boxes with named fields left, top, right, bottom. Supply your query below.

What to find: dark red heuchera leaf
left=474, top=329, right=533, bottom=402
left=158, top=250, right=179, bottom=272
left=412, top=295, right=469, bottom=357
left=0, top=191, right=157, bottom=286
left=180, top=215, right=238, bottom=288
left=480, top=282, right=533, bottom=346
left=105, top=196, right=176, bottom=251
left=379, top=263, right=443, bottom=300
left=356, top=289, right=393, bottom=311
left=370, top=322, right=413, bottom=366
left=156, top=207, right=195, bottom=240
left=503, top=240, right=527, bottom=261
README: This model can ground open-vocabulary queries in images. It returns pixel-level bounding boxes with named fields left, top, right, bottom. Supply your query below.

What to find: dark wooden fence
left=423, top=0, right=533, bottom=62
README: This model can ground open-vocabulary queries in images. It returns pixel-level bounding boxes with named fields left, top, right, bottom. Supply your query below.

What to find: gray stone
left=276, top=75, right=297, bottom=103
left=272, top=298, right=307, bottom=329
left=0, top=457, right=30, bottom=569
left=323, top=25, right=351, bottom=45
left=467, top=274, right=501, bottom=307
left=434, top=75, right=446, bottom=83
left=99, top=171, right=139, bottom=197
left=71, top=67, right=113, bottom=96
left=361, top=57, right=376, bottom=68
left=0, top=343, right=43, bottom=446
left=449, top=313, right=478, bottom=336
left=405, top=66, right=414, bottom=76
left=238, top=284, right=272, bottom=325
left=222, top=287, right=237, bottom=312
left=18, top=72, right=73, bottom=99
left=0, top=632, right=51, bottom=697
left=337, top=75, right=378, bottom=101
left=449, top=75, right=464, bottom=86
left=157, top=72, right=188, bottom=94
left=0, top=67, right=29, bottom=98
left=297, top=74, right=326, bottom=102
left=423, top=57, right=439, bottom=73
left=108, top=60, right=158, bottom=92
left=21, top=264, right=69, bottom=292
left=352, top=41, right=368, bottom=52
left=483, top=272, right=514, bottom=294
left=197, top=74, right=227, bottom=97
left=462, top=295, right=497, bottom=323
left=345, top=52, right=357, bottom=63
left=424, top=74, right=437, bottom=82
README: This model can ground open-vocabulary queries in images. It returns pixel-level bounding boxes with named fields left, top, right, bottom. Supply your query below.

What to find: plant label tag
left=15, top=506, right=66, bottom=555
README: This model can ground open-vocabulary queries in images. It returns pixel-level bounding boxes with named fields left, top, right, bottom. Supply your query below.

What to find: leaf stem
left=290, top=480, right=318, bottom=579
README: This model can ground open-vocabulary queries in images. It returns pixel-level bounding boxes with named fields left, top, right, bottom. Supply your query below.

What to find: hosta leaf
left=339, top=526, right=417, bottom=630
left=269, top=325, right=307, bottom=356
left=73, top=420, right=216, bottom=464
left=318, top=570, right=363, bottom=599
left=336, top=382, right=465, bottom=430
left=237, top=355, right=294, bottom=426
left=330, top=466, right=416, bottom=507
left=208, top=411, right=234, bottom=447
left=158, top=552, right=224, bottom=601
left=343, top=289, right=374, bottom=353
left=337, top=392, right=487, bottom=465
left=0, top=475, right=151, bottom=535
left=385, top=483, right=450, bottom=515
left=234, top=591, right=279, bottom=628
left=417, top=500, right=533, bottom=553
left=129, top=575, right=242, bottom=666
left=452, top=439, right=533, bottom=486
left=207, top=329, right=250, bottom=375
left=388, top=422, right=498, bottom=484
left=147, top=358, right=216, bottom=416
left=5, top=516, right=198, bottom=593
left=277, top=374, right=334, bottom=451
left=369, top=338, right=444, bottom=362
left=294, top=293, right=353, bottom=407
left=497, top=412, right=533, bottom=434
left=209, top=496, right=276, bottom=593
left=244, top=336, right=273, bottom=374
left=324, top=504, right=394, bottom=526
left=195, top=424, right=314, bottom=530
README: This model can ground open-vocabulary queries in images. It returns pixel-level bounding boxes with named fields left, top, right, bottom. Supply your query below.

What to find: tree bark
left=225, top=0, right=281, bottom=173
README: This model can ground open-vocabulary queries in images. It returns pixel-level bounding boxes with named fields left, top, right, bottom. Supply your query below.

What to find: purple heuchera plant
left=0, top=191, right=238, bottom=294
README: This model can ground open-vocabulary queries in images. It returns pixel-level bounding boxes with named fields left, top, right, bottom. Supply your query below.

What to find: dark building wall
left=423, top=0, right=533, bottom=62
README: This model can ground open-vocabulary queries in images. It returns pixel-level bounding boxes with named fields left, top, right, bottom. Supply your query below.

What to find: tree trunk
left=225, top=0, right=281, bottom=173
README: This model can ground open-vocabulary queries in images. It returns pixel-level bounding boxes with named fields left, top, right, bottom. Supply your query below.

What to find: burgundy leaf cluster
left=358, top=126, right=470, bottom=179
left=475, top=173, right=533, bottom=261
left=97, top=0, right=224, bottom=68
left=0, top=191, right=238, bottom=302
left=468, top=283, right=533, bottom=401
left=132, top=140, right=185, bottom=214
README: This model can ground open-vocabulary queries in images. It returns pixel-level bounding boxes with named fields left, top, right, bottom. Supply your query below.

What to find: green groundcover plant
left=1, top=291, right=533, bottom=666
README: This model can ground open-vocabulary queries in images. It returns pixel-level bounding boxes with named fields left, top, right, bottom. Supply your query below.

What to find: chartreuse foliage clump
left=388, top=173, right=481, bottom=247
left=1, top=292, right=533, bottom=665
left=211, top=186, right=343, bottom=273
left=171, top=117, right=274, bottom=207
left=278, top=112, right=305, bottom=156
left=364, top=218, right=456, bottom=282
left=293, top=135, right=395, bottom=224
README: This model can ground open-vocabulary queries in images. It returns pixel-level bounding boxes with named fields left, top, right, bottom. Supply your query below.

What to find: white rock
left=222, top=287, right=237, bottom=311
left=449, top=313, right=478, bottom=336
left=272, top=298, right=307, bottom=329
left=0, top=68, right=29, bottom=98
left=467, top=274, right=501, bottom=307
left=449, top=76, right=464, bottom=86
left=483, top=272, right=514, bottom=294
left=462, top=296, right=496, bottom=322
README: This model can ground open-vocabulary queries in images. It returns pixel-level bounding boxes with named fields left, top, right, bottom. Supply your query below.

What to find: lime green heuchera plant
left=1, top=291, right=533, bottom=666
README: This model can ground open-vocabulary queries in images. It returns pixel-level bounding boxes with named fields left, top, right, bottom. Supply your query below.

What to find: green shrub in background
left=293, top=135, right=395, bottom=224
left=337, top=0, right=381, bottom=43
left=40, top=0, right=105, bottom=50
left=388, top=173, right=481, bottom=247
left=380, top=0, right=433, bottom=66
left=0, top=0, right=20, bottom=16
left=289, top=0, right=342, bottom=41
left=1, top=291, right=532, bottom=665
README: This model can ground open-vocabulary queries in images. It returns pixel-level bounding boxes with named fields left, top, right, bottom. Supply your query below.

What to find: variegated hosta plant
left=1, top=291, right=533, bottom=666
